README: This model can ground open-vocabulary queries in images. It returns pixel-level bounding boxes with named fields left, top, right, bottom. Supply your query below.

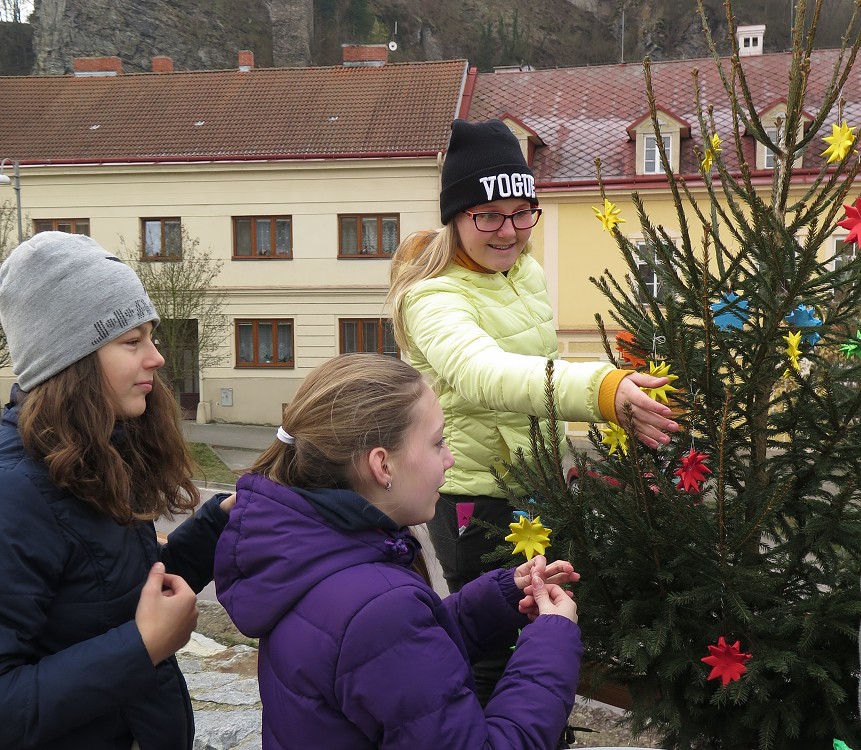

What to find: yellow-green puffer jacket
left=402, top=253, right=615, bottom=498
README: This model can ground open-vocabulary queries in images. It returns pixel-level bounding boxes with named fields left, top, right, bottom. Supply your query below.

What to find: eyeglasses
left=463, top=208, right=543, bottom=232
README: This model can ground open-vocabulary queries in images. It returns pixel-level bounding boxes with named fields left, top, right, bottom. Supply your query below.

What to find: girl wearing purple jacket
left=215, top=353, right=583, bottom=749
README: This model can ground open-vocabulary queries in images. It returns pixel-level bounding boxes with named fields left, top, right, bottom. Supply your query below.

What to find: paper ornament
left=505, top=515, right=552, bottom=560
left=701, top=636, right=752, bottom=686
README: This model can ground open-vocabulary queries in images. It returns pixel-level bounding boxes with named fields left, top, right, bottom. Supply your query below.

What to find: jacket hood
left=214, top=473, right=420, bottom=637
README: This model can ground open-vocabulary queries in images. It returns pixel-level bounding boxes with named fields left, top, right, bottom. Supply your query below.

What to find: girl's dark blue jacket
left=0, top=395, right=230, bottom=749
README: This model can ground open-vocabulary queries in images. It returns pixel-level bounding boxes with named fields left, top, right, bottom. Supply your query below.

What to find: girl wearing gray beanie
left=0, top=231, right=236, bottom=749
left=387, top=119, right=679, bottom=708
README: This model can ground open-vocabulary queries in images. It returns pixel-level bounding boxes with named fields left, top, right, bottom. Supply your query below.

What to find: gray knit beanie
left=0, top=231, right=159, bottom=391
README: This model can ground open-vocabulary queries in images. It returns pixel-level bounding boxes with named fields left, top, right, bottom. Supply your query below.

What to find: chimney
left=737, top=24, right=765, bottom=56
left=152, top=56, right=174, bottom=73
left=341, top=44, right=388, bottom=67
left=73, top=56, right=123, bottom=77
left=238, top=50, right=255, bottom=71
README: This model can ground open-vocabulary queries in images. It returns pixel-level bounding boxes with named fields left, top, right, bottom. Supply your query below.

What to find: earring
left=385, top=481, right=392, bottom=491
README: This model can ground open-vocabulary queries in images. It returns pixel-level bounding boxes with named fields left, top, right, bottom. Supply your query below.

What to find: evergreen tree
left=501, top=1, right=861, bottom=747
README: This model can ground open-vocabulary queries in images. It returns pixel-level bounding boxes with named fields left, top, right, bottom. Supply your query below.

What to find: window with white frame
left=635, top=241, right=665, bottom=303
left=644, top=134, right=671, bottom=175
left=831, top=234, right=857, bottom=292
left=763, top=125, right=783, bottom=169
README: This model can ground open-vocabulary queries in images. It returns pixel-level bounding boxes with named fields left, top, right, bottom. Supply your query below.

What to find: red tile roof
left=0, top=59, right=468, bottom=164
left=468, top=49, right=861, bottom=187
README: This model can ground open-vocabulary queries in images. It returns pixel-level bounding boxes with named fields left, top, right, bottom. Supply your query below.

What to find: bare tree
left=122, top=229, right=229, bottom=405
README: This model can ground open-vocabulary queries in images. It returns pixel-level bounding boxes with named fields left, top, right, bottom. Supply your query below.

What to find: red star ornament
left=701, top=636, right=752, bottom=686
left=837, top=196, right=861, bottom=246
left=674, top=448, right=711, bottom=494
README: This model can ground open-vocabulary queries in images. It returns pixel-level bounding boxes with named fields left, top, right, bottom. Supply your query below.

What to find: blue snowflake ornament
left=784, top=304, right=822, bottom=345
left=711, top=292, right=750, bottom=331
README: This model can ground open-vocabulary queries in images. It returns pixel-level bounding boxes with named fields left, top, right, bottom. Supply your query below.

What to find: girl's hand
left=135, top=562, right=198, bottom=665
left=529, top=573, right=578, bottom=623
left=514, top=555, right=579, bottom=620
left=219, top=493, right=237, bottom=513
left=513, top=555, right=579, bottom=591
left=615, top=373, right=680, bottom=449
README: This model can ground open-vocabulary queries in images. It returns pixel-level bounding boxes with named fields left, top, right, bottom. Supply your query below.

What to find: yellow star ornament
left=641, top=360, right=680, bottom=404
left=505, top=515, right=552, bottom=560
left=592, top=198, right=626, bottom=232
left=784, top=330, right=802, bottom=375
left=601, top=422, right=629, bottom=456
left=822, top=120, right=857, bottom=164
left=701, top=133, right=722, bottom=172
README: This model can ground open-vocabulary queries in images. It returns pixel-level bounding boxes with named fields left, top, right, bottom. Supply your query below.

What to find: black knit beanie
left=439, top=119, right=539, bottom=226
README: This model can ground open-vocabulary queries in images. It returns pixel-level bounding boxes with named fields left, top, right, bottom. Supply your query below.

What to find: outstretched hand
left=135, top=562, right=198, bottom=665
left=614, top=373, right=680, bottom=449
left=515, top=555, right=579, bottom=621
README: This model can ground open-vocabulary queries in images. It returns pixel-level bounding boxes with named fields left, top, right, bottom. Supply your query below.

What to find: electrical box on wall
left=220, top=388, right=233, bottom=407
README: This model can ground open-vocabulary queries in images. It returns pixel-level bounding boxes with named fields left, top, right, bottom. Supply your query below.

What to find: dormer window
left=753, top=100, right=811, bottom=170
left=644, top=134, right=671, bottom=175
left=627, top=108, right=690, bottom=177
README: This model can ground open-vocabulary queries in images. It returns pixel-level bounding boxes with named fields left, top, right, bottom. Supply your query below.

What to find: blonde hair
left=387, top=222, right=533, bottom=352
left=250, top=353, right=426, bottom=489
left=387, top=226, right=461, bottom=352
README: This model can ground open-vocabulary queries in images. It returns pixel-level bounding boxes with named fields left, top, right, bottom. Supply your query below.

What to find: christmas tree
left=499, top=1, right=861, bottom=747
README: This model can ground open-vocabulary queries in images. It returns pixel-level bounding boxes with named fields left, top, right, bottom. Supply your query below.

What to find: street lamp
left=0, top=158, right=22, bottom=245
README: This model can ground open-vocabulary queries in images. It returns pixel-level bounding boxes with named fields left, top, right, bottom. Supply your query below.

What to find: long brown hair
left=250, top=352, right=433, bottom=583
left=17, top=352, right=199, bottom=524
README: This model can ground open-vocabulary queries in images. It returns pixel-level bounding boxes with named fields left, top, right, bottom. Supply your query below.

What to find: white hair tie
left=276, top=426, right=295, bottom=445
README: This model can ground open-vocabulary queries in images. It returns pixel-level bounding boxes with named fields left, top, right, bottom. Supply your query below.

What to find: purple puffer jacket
left=215, top=473, right=583, bottom=750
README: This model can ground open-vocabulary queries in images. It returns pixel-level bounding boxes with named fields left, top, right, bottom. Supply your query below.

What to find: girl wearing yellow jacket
left=387, top=118, right=678, bottom=705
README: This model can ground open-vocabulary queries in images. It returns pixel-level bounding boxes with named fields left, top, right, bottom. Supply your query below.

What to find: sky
left=1, top=0, right=33, bottom=23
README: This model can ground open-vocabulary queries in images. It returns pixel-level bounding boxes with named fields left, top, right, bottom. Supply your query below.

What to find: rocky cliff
left=4, top=0, right=857, bottom=77
left=31, top=0, right=278, bottom=73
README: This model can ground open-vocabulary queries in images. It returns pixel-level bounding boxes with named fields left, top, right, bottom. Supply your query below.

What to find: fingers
left=514, top=554, right=548, bottom=591
left=141, top=560, right=166, bottom=594
left=160, top=572, right=194, bottom=597
left=530, top=573, right=579, bottom=623
left=136, top=562, right=198, bottom=666
left=615, top=379, right=678, bottom=444
left=543, top=559, right=580, bottom=579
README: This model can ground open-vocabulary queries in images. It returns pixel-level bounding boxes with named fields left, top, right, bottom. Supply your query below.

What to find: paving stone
left=192, top=710, right=263, bottom=750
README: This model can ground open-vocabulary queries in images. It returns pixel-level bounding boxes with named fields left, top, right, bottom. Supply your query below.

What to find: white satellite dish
left=388, top=40, right=398, bottom=51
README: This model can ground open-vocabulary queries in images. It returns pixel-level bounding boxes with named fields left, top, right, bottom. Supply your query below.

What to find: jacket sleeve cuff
left=598, top=369, right=633, bottom=423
